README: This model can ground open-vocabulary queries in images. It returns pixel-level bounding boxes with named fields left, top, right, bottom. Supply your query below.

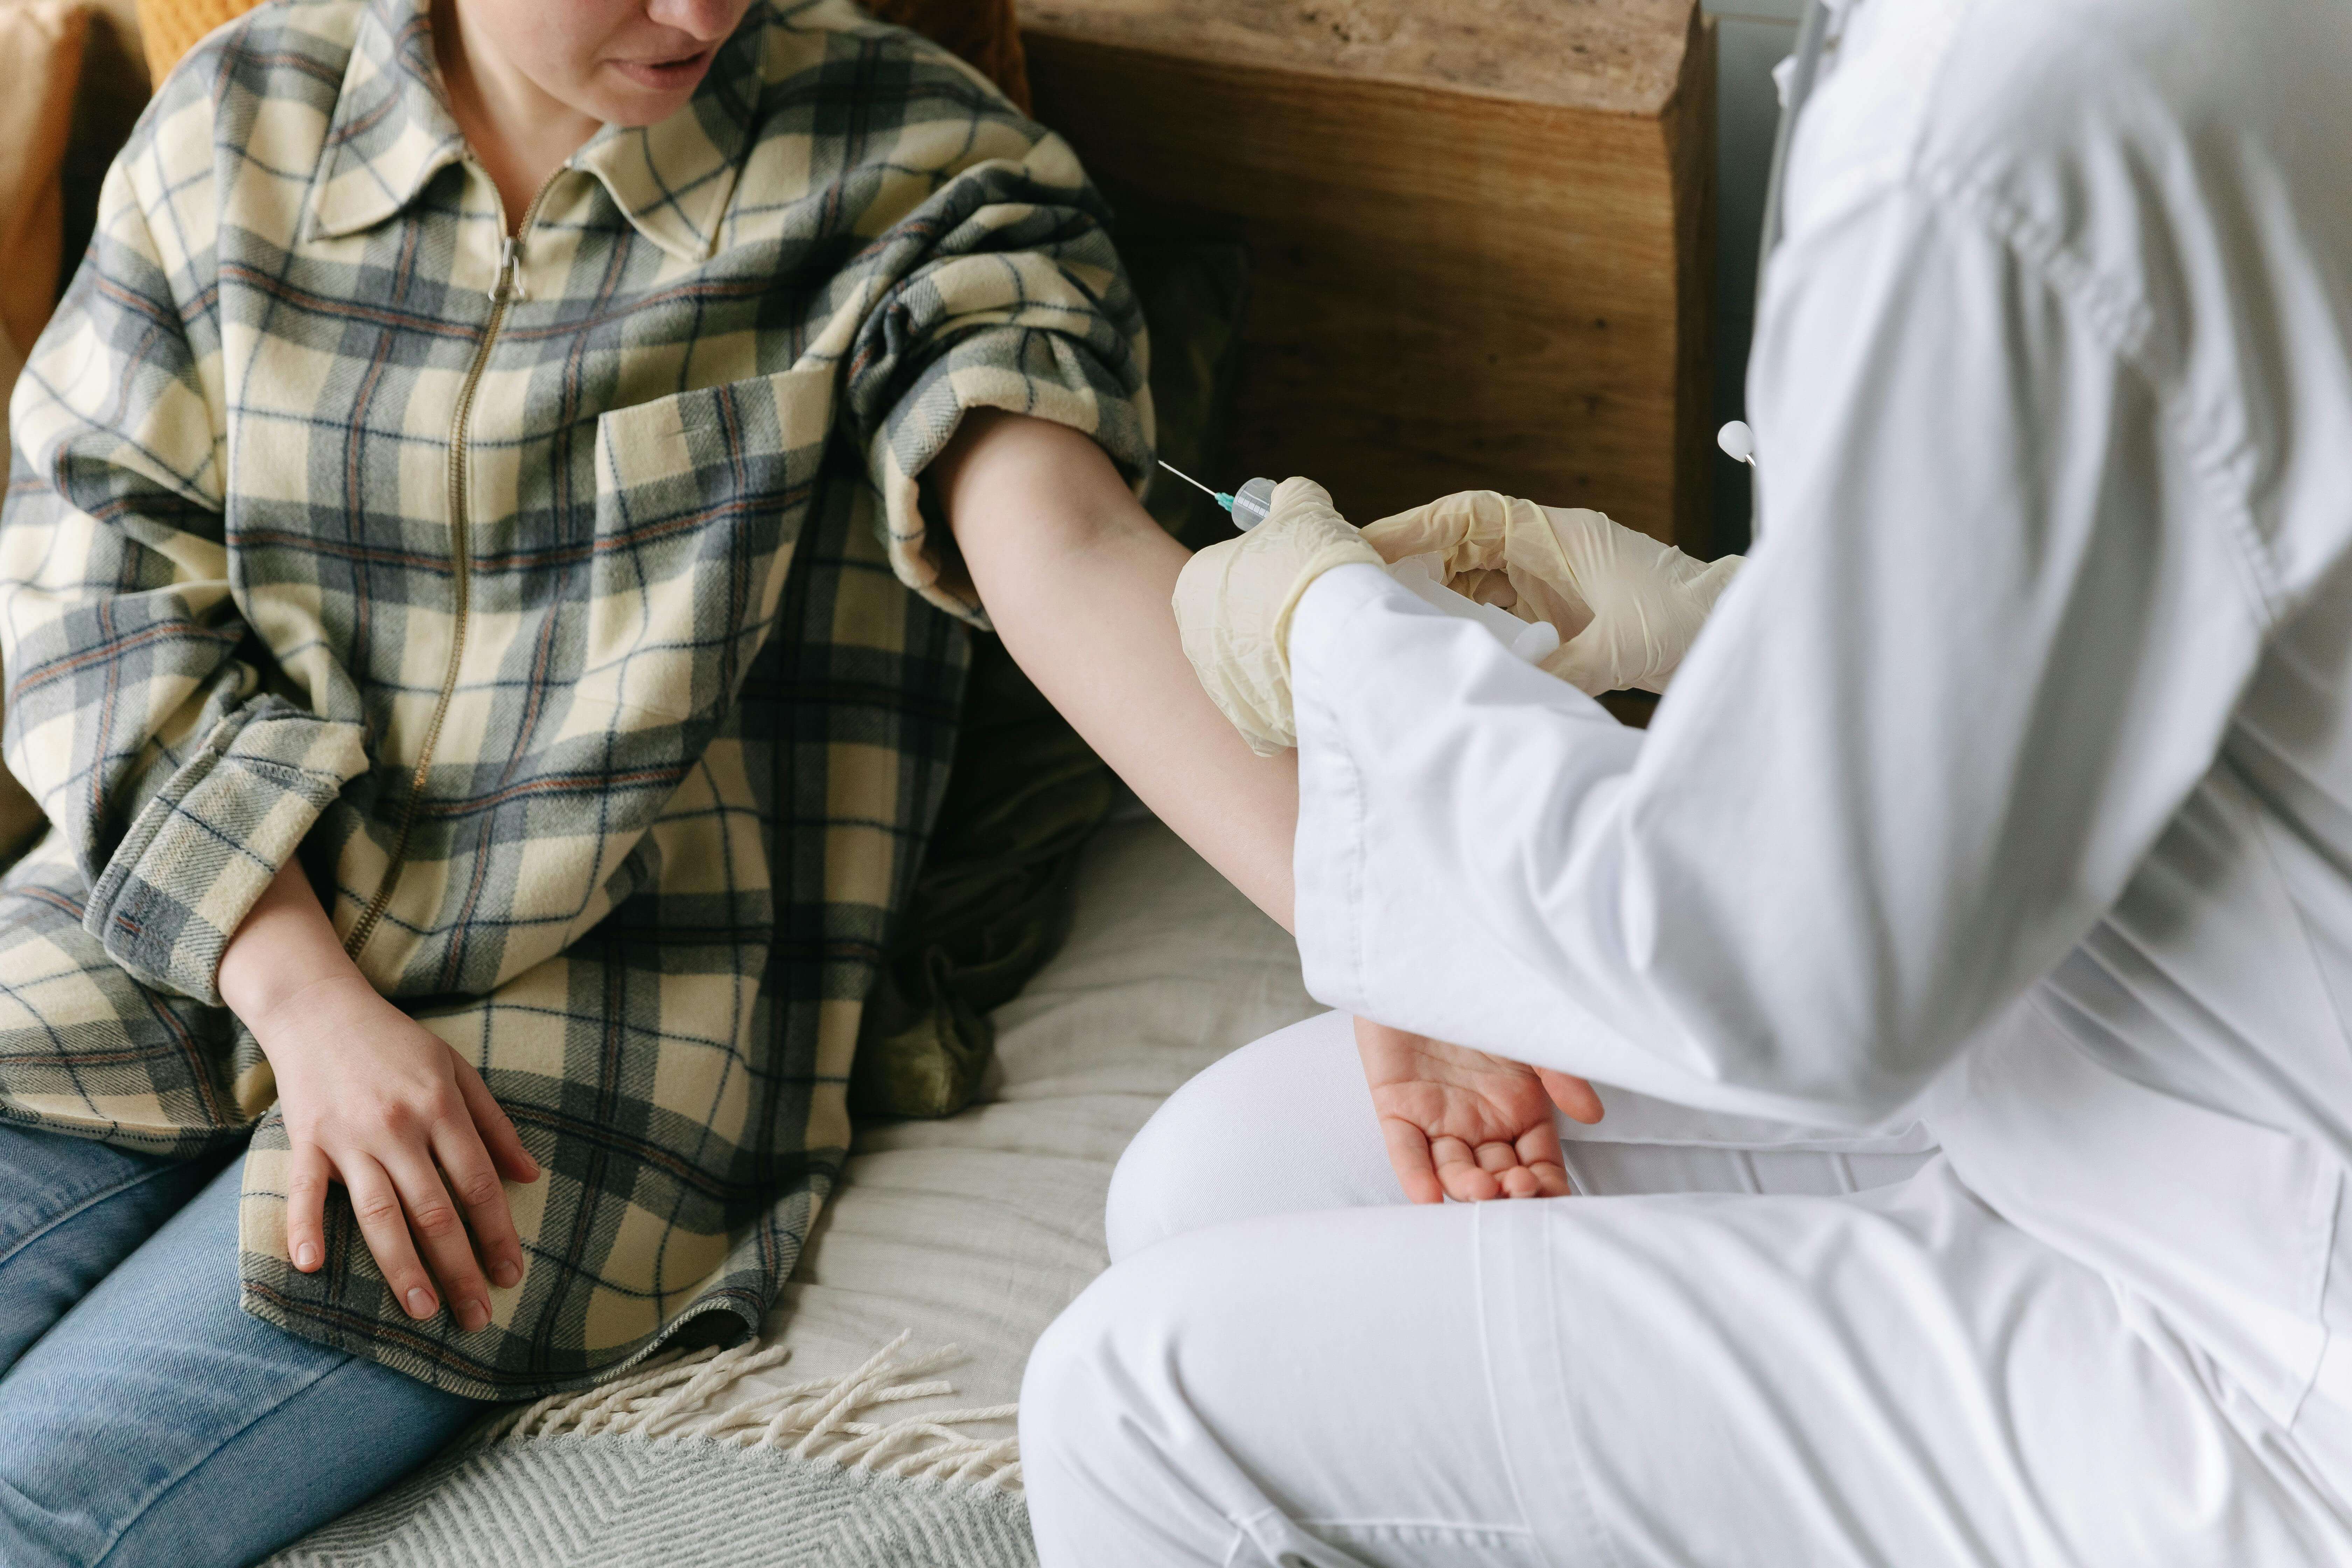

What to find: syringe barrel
left=1231, top=477, right=1277, bottom=531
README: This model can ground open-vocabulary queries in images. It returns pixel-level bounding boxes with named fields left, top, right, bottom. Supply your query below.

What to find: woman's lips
left=611, top=47, right=715, bottom=91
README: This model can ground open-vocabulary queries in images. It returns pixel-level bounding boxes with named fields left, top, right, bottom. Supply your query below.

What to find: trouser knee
left=1104, top=1010, right=1376, bottom=1262
left=1019, top=1267, right=1140, bottom=1492
left=1021, top=1252, right=1231, bottom=1564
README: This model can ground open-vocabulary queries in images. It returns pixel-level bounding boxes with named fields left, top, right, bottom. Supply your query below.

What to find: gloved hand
left=1172, top=477, right=1385, bottom=755
left=1361, top=491, right=1742, bottom=695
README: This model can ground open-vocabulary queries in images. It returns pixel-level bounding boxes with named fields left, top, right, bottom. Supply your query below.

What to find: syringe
left=1158, top=461, right=1279, bottom=530
left=1158, top=461, right=1560, bottom=666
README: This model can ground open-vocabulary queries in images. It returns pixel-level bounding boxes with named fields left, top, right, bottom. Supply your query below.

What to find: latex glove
left=1172, top=477, right=1385, bottom=755
left=1360, top=491, right=1742, bottom=695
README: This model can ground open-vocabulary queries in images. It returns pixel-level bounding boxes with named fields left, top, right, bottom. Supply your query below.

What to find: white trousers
left=1019, top=1011, right=2352, bottom=1566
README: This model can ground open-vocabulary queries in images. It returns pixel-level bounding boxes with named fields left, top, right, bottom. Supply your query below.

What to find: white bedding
left=704, top=805, right=1320, bottom=1441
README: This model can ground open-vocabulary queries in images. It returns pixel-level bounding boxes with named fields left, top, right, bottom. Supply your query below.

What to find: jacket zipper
left=345, top=174, right=559, bottom=963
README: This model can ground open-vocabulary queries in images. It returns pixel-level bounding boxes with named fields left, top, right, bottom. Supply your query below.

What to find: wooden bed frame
left=1022, top=0, right=1718, bottom=555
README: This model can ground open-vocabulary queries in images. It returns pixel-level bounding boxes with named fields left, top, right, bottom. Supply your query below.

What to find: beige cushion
left=0, top=0, right=89, bottom=858
left=734, top=804, right=1316, bottom=1436
left=0, top=0, right=88, bottom=360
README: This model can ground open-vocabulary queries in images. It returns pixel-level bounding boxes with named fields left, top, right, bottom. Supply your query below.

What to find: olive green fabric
left=849, top=635, right=1115, bottom=1120
left=1130, top=239, right=1253, bottom=552
left=851, top=239, right=1251, bottom=1120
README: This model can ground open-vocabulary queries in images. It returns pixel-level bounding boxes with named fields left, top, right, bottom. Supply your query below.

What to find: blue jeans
left=0, top=1122, right=484, bottom=1567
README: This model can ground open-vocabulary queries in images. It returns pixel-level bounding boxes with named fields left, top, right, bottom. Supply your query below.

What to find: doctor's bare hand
left=1354, top=1016, right=1603, bottom=1203
left=245, top=974, right=539, bottom=1332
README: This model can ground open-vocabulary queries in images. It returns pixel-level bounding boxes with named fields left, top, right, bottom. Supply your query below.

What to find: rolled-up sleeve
left=1, top=134, right=368, bottom=1006
left=834, top=100, right=1154, bottom=624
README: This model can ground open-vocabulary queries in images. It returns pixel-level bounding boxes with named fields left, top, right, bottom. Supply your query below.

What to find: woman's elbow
left=931, top=411, right=1149, bottom=567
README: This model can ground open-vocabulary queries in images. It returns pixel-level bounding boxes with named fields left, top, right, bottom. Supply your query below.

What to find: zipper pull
left=489, top=235, right=527, bottom=303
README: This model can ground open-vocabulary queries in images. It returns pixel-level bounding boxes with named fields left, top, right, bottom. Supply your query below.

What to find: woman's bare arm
left=934, top=412, right=1606, bottom=1199
left=933, top=410, right=1300, bottom=930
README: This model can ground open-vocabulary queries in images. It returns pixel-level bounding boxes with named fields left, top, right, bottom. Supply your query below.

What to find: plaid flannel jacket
left=0, top=0, right=1149, bottom=1398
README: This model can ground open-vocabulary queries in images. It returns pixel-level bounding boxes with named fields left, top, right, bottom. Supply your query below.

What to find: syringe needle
left=1156, top=460, right=1230, bottom=506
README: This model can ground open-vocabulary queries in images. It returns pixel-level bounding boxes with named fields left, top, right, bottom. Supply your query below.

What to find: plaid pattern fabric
left=0, top=0, right=1148, bottom=1398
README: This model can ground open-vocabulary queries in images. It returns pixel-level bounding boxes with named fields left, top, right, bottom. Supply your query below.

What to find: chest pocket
left=577, top=365, right=836, bottom=724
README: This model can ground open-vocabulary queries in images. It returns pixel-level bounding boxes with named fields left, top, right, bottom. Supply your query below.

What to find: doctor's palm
left=1354, top=1017, right=1603, bottom=1204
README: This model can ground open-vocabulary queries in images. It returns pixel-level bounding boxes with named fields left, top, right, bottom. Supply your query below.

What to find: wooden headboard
left=1021, top=0, right=1717, bottom=554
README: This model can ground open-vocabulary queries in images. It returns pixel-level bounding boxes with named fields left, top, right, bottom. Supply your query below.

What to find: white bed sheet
left=712, top=808, right=1319, bottom=1440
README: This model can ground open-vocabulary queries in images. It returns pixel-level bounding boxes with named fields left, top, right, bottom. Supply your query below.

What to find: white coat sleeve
left=1289, top=182, right=2270, bottom=1128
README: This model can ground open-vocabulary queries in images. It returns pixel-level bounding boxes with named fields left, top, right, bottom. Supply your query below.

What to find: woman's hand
left=1354, top=1016, right=1603, bottom=1203
left=249, top=974, right=539, bottom=1330
left=219, top=861, right=538, bottom=1331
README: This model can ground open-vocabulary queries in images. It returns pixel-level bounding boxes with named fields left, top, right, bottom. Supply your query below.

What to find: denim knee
left=0, top=1124, right=222, bottom=1372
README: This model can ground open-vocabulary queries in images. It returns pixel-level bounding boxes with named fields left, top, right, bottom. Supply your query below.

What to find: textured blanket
left=268, top=1437, right=1037, bottom=1568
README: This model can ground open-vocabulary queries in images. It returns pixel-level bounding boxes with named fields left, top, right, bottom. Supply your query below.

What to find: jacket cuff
left=86, top=699, right=369, bottom=1005
left=1288, top=563, right=1405, bottom=1018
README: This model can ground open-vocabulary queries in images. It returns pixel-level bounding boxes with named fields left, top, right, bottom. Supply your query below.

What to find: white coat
left=1020, top=2, right=2352, bottom=1559
left=1288, top=0, right=2352, bottom=1472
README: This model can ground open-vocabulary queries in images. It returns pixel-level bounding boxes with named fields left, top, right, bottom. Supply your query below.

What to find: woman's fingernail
left=295, top=1242, right=319, bottom=1270
left=458, top=1298, right=490, bottom=1332
left=493, top=1260, right=521, bottom=1288
left=405, top=1287, right=436, bottom=1318
left=522, top=1155, right=541, bottom=1180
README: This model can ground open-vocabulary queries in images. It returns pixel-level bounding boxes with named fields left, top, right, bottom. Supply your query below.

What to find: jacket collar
left=309, top=0, right=766, bottom=263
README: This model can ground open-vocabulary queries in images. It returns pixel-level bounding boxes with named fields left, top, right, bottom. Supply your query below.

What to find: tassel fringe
left=482, top=1331, right=1022, bottom=1490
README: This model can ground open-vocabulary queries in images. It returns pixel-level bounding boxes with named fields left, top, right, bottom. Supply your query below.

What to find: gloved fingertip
left=1357, top=519, right=1432, bottom=565
left=1691, top=553, right=1745, bottom=605
left=1364, top=490, right=1500, bottom=559
left=1270, top=474, right=1336, bottom=511
left=1539, top=640, right=1616, bottom=698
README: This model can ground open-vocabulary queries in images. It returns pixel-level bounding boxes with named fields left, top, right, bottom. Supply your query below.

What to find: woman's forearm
left=933, top=411, right=1299, bottom=930
left=218, top=858, right=365, bottom=1025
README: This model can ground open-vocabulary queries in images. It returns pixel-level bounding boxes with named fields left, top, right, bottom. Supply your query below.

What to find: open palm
left=1355, top=1016, right=1604, bottom=1203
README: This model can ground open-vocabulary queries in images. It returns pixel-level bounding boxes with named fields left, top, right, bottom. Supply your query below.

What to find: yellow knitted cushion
left=136, top=0, right=1030, bottom=110
left=133, top=0, right=238, bottom=83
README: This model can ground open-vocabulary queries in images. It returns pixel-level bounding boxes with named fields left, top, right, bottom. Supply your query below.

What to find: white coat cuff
left=1289, top=562, right=1406, bottom=1019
